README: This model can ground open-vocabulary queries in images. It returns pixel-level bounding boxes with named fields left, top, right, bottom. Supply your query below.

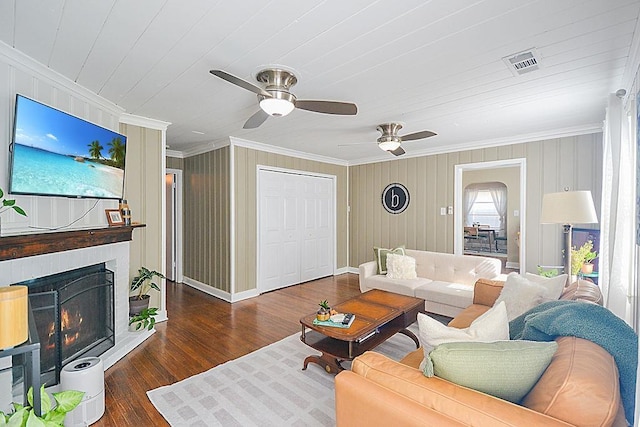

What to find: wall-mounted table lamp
left=540, top=190, right=598, bottom=280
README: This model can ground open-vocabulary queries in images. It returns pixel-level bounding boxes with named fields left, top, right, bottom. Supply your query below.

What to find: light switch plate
left=440, top=207, right=446, bottom=215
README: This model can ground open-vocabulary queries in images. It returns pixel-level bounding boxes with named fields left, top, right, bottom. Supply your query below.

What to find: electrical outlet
left=440, top=207, right=446, bottom=216
left=447, top=206, right=453, bottom=215
left=514, top=210, right=519, bottom=217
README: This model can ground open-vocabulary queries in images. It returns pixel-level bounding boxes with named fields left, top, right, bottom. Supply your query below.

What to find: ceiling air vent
left=503, top=48, right=541, bottom=76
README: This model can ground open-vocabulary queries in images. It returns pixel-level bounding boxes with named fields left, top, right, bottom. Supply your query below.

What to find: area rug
left=147, top=324, right=420, bottom=426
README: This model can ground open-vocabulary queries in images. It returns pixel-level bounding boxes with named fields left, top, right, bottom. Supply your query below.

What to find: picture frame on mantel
left=105, top=209, right=124, bottom=226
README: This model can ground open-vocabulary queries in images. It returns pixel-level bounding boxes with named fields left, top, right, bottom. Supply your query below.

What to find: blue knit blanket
left=509, top=300, right=637, bottom=425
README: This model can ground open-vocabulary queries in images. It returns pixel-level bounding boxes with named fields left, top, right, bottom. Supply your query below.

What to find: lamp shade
left=540, top=190, right=598, bottom=224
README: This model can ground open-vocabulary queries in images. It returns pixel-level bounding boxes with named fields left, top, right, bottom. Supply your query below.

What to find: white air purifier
left=60, top=357, right=105, bottom=426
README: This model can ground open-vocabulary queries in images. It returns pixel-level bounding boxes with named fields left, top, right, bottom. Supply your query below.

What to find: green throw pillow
left=427, top=340, right=558, bottom=403
left=373, top=245, right=405, bottom=274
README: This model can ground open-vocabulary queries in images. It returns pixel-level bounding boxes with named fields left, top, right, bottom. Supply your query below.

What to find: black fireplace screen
left=15, top=264, right=114, bottom=386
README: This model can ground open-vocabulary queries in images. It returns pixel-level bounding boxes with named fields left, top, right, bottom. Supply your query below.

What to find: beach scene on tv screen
left=10, top=97, right=125, bottom=199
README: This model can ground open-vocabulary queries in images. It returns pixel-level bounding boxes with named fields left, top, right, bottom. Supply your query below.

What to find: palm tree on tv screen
left=108, top=137, right=125, bottom=169
left=88, top=140, right=103, bottom=159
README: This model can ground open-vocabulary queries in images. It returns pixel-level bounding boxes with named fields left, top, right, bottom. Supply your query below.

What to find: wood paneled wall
left=120, top=124, right=165, bottom=309
left=234, top=146, right=348, bottom=293
left=183, top=147, right=230, bottom=292
left=349, top=134, right=603, bottom=272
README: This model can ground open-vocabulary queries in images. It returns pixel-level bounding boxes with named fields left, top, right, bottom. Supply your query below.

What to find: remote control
left=342, top=313, right=353, bottom=325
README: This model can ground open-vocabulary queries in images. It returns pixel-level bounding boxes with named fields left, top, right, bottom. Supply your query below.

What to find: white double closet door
left=258, top=168, right=334, bottom=293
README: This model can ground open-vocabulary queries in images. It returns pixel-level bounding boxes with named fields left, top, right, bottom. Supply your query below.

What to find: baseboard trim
left=346, top=267, right=359, bottom=274
left=334, top=267, right=351, bottom=275
left=182, top=276, right=260, bottom=303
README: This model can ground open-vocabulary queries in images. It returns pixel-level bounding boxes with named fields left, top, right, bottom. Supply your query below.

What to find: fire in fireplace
left=14, top=264, right=114, bottom=386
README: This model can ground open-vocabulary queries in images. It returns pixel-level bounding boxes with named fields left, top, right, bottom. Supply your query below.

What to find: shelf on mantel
left=0, top=223, right=146, bottom=261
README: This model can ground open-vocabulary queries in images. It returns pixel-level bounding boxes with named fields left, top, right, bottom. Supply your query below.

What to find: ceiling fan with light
left=343, top=123, right=437, bottom=156
left=209, top=68, right=358, bottom=129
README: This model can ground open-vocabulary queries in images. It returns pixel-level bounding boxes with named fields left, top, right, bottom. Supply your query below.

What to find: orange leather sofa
left=335, top=279, right=627, bottom=427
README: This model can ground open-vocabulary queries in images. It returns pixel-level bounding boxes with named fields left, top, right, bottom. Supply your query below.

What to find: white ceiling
left=2, top=0, right=639, bottom=163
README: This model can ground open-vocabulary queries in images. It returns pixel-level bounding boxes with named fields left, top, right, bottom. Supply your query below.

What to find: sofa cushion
left=428, top=340, right=558, bottom=403
left=373, top=245, right=405, bottom=274
left=386, top=254, right=417, bottom=279
left=363, top=275, right=432, bottom=297
left=494, top=273, right=548, bottom=320
left=522, top=336, right=622, bottom=427
left=417, top=302, right=509, bottom=372
left=524, top=273, right=568, bottom=300
left=415, top=281, right=474, bottom=310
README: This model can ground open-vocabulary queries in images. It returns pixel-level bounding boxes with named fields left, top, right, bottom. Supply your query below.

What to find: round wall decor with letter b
left=382, top=183, right=410, bottom=214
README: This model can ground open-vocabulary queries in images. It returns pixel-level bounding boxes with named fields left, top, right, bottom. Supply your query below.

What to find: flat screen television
left=9, top=94, right=126, bottom=200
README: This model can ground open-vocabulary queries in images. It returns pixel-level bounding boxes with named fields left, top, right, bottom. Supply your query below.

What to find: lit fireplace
left=15, top=264, right=115, bottom=386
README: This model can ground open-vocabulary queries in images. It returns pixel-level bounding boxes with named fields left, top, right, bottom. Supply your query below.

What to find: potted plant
left=129, top=267, right=165, bottom=316
left=0, top=385, right=84, bottom=426
left=317, top=300, right=331, bottom=321
left=571, top=240, right=597, bottom=276
left=129, top=307, right=158, bottom=331
left=581, top=247, right=598, bottom=274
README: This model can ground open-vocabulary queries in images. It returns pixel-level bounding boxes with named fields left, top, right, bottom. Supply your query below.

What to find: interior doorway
left=165, top=169, right=183, bottom=282
left=454, top=159, right=526, bottom=273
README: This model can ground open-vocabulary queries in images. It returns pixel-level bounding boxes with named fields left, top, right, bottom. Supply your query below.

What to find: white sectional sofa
left=358, top=249, right=502, bottom=317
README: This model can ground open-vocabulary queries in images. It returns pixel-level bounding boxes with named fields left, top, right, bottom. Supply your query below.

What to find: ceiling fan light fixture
left=378, top=140, right=401, bottom=152
left=259, top=97, right=295, bottom=117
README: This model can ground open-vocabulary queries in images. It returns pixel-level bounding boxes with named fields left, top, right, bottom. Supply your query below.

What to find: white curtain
left=464, top=188, right=479, bottom=226
left=489, top=186, right=508, bottom=232
left=600, top=94, right=635, bottom=326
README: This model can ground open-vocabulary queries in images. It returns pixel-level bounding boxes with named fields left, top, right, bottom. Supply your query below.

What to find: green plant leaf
left=2, top=199, right=15, bottom=207
left=0, top=188, right=4, bottom=198
left=6, top=408, right=27, bottom=427
left=24, top=410, right=46, bottom=427
left=12, top=206, right=27, bottom=216
left=42, top=409, right=65, bottom=425
left=51, top=390, right=84, bottom=414
left=27, top=387, right=52, bottom=415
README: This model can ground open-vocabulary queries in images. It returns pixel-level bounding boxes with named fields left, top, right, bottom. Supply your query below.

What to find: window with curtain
left=465, top=182, right=507, bottom=232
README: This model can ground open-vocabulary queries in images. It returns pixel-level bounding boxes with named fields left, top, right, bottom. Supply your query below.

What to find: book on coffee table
left=312, top=313, right=355, bottom=328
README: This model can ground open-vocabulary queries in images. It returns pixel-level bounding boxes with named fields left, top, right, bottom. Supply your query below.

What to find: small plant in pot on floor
left=129, top=266, right=165, bottom=316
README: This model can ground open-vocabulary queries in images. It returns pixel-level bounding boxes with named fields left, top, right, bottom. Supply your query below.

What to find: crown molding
left=348, top=123, right=603, bottom=166
left=120, top=113, right=170, bottom=131
left=166, top=149, right=184, bottom=159
left=0, top=41, right=125, bottom=117
left=229, top=137, right=349, bottom=167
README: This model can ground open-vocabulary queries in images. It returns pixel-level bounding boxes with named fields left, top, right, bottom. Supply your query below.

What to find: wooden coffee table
left=299, top=289, right=423, bottom=374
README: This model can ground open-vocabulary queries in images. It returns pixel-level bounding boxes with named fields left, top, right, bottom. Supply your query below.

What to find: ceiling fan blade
left=210, top=69, right=271, bottom=98
left=390, top=146, right=406, bottom=156
left=243, top=110, right=269, bottom=129
left=401, top=130, right=437, bottom=141
left=295, top=100, right=357, bottom=115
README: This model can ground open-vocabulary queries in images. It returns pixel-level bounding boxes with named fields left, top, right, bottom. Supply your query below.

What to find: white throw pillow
left=417, top=301, right=509, bottom=371
left=494, top=273, right=548, bottom=321
left=524, top=272, right=568, bottom=301
left=386, top=254, right=417, bottom=279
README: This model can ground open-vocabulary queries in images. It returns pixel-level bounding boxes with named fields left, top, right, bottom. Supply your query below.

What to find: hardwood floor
left=93, top=274, right=362, bottom=426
